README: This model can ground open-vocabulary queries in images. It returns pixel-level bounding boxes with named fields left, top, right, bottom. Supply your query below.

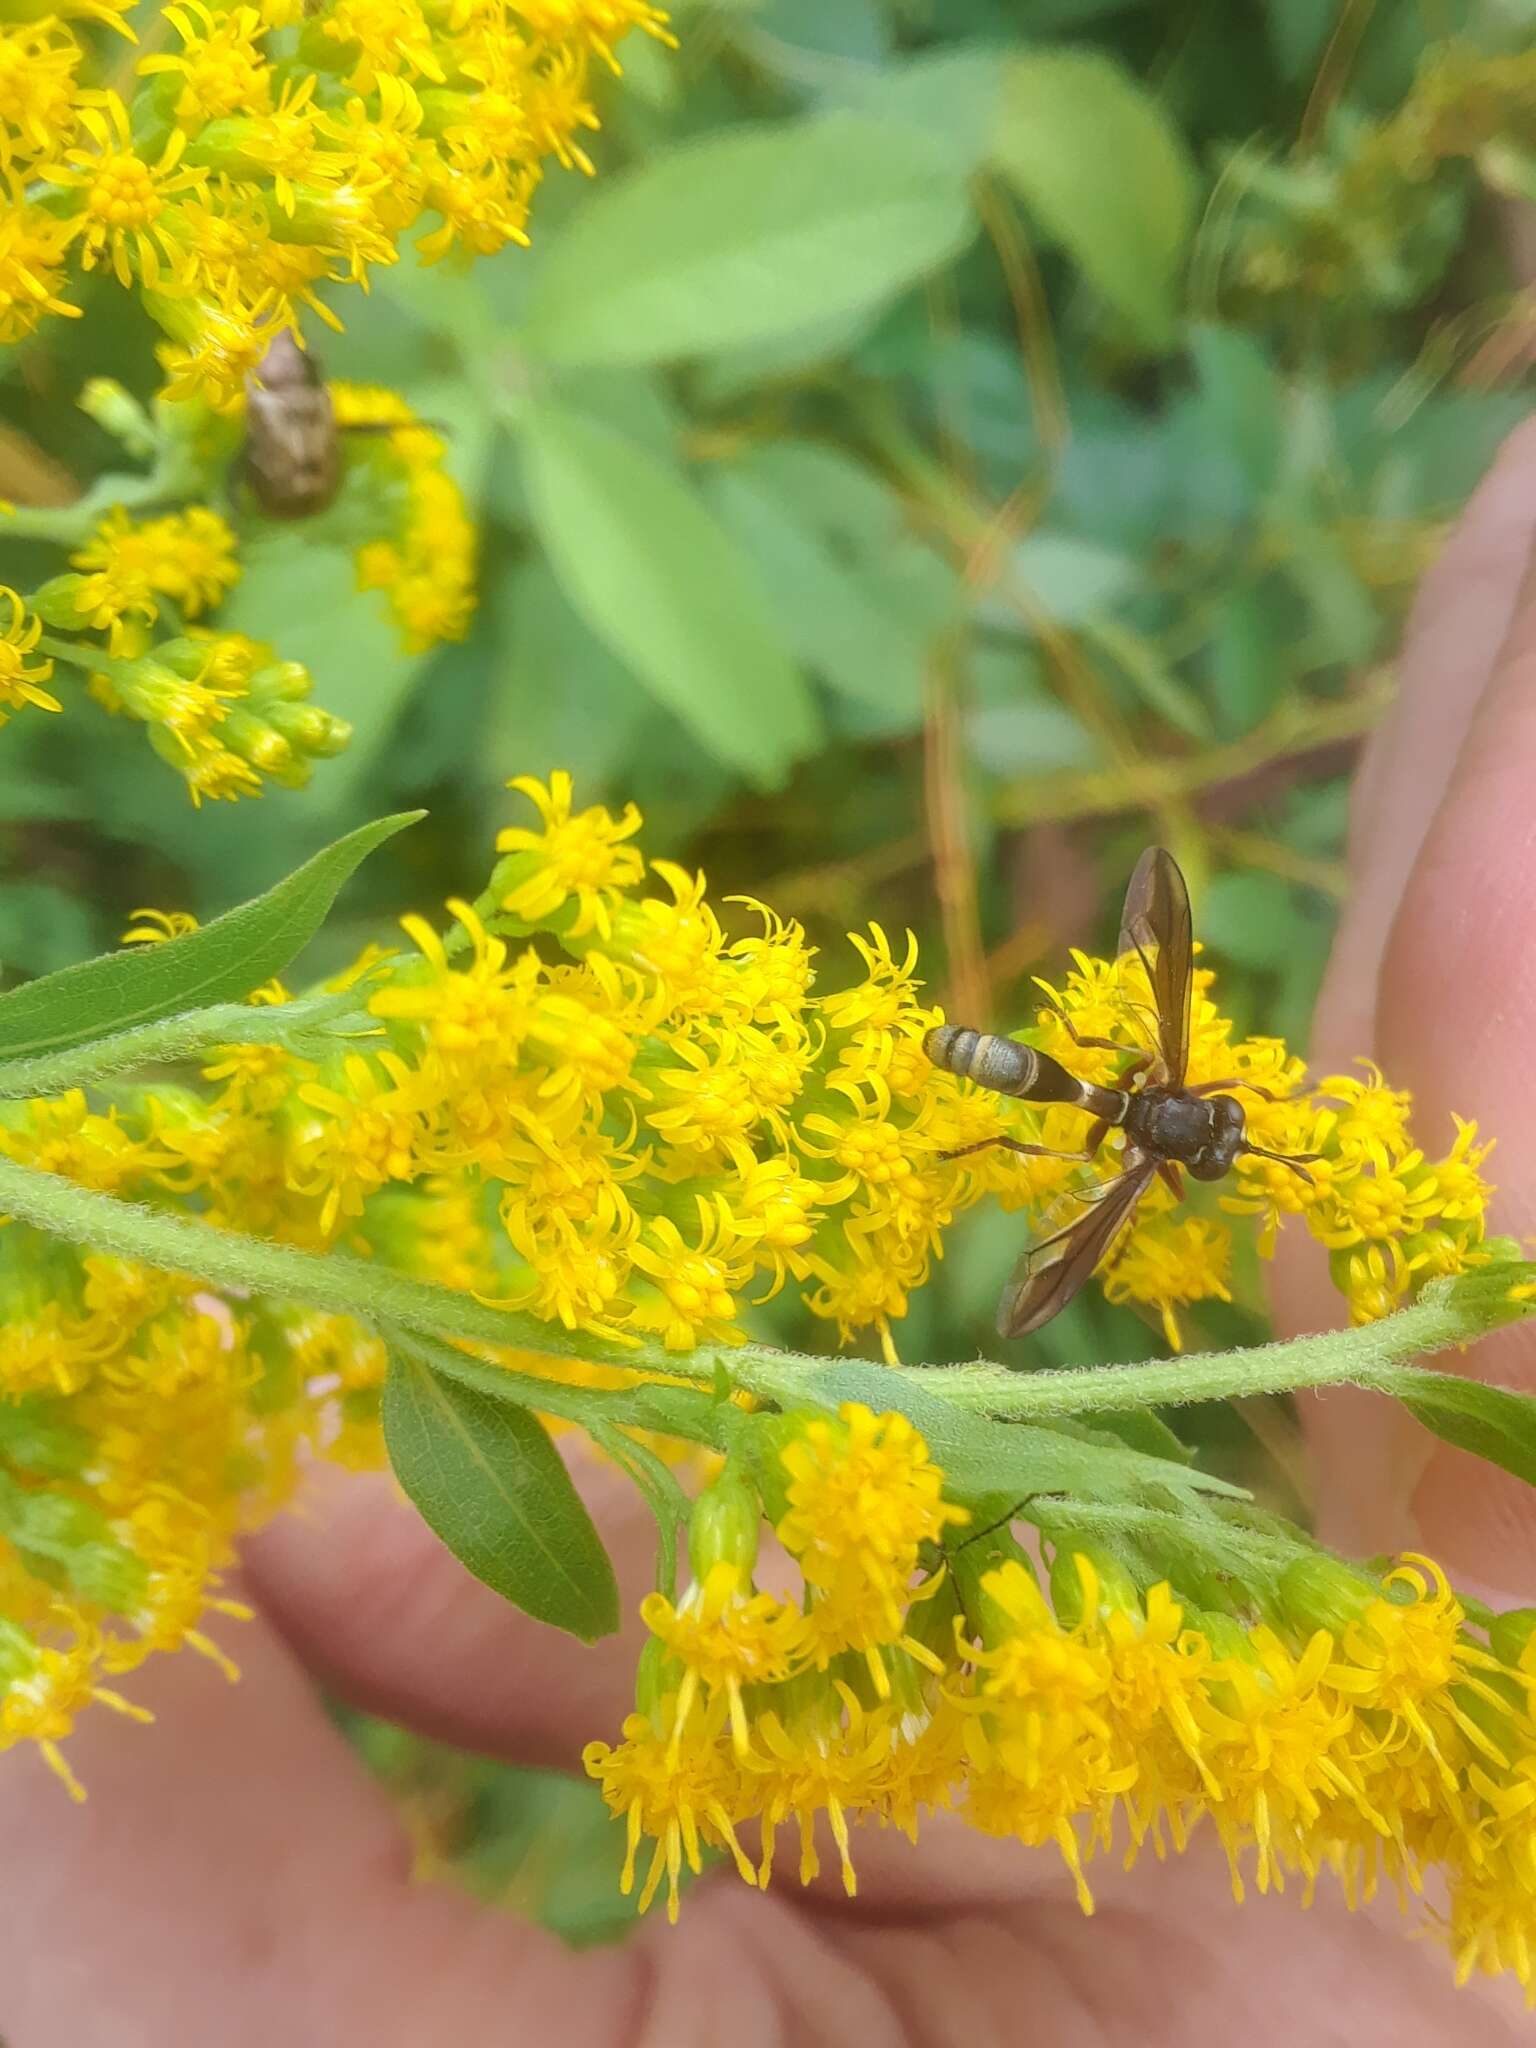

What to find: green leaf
left=519, top=402, right=819, bottom=784
left=382, top=1352, right=619, bottom=1641
left=1189, top=324, right=1285, bottom=498
left=1083, top=618, right=1213, bottom=743
left=838, top=47, right=1003, bottom=176
left=966, top=691, right=1099, bottom=777
left=521, top=112, right=975, bottom=367
left=485, top=557, right=653, bottom=788
left=1375, top=1368, right=1536, bottom=1492
left=0, top=812, right=420, bottom=1064
left=1001, top=531, right=1140, bottom=627
left=706, top=463, right=927, bottom=716
left=1048, top=1410, right=1195, bottom=1467
left=990, top=49, right=1196, bottom=346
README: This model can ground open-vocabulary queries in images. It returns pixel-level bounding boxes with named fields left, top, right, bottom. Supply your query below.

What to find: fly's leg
left=1042, top=1000, right=1155, bottom=1087
left=1189, top=1076, right=1279, bottom=1101
left=938, top=1137, right=1095, bottom=1165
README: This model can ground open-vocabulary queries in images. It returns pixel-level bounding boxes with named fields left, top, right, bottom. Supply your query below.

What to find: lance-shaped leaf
left=1374, top=1366, right=1536, bottom=1491
left=382, top=1352, right=620, bottom=1642
left=0, top=813, right=421, bottom=1065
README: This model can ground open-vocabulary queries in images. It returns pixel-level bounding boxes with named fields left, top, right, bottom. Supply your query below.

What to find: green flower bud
left=28, top=574, right=91, bottom=629
left=249, top=658, right=313, bottom=705
left=266, top=700, right=352, bottom=756
left=78, top=379, right=158, bottom=460
left=687, top=1468, right=760, bottom=1580
left=1278, top=1554, right=1379, bottom=1635
left=220, top=707, right=294, bottom=772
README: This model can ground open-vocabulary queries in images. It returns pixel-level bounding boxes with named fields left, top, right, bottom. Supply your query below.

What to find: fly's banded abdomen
left=923, top=1026, right=1084, bottom=1103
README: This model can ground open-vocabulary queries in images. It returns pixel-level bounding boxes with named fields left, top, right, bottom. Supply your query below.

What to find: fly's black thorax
left=1124, top=1088, right=1245, bottom=1180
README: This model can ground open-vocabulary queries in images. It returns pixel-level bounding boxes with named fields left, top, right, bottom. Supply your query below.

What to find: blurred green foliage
left=6, top=0, right=1536, bottom=1942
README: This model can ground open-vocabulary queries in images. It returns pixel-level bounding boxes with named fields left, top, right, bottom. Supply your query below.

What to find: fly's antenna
left=1239, top=1141, right=1319, bottom=1186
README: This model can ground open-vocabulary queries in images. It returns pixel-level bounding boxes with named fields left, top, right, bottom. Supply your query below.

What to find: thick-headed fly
left=925, top=848, right=1316, bottom=1339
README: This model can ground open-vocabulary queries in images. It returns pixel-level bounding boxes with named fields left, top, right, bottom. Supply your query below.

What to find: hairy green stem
left=0, top=993, right=361, bottom=1099
left=893, top=1290, right=1488, bottom=1416
left=0, top=1154, right=609, bottom=1360
left=0, top=1152, right=1525, bottom=1440
left=3, top=446, right=208, bottom=547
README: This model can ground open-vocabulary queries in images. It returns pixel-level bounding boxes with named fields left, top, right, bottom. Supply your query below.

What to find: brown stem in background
left=923, top=634, right=990, bottom=1026
left=974, top=176, right=1069, bottom=471
left=993, top=672, right=1393, bottom=828
left=1298, top=0, right=1377, bottom=152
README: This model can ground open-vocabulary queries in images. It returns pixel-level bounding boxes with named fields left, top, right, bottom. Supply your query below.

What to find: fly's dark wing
left=1119, top=847, right=1193, bottom=1086
left=996, top=1160, right=1155, bottom=1339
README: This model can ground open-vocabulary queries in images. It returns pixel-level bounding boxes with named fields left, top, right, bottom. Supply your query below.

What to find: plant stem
left=2, top=445, right=207, bottom=547
left=0, top=993, right=359, bottom=1099
left=894, top=1281, right=1517, bottom=1416
left=991, top=676, right=1395, bottom=828
left=0, top=1153, right=614, bottom=1361
left=0, top=1151, right=1526, bottom=1437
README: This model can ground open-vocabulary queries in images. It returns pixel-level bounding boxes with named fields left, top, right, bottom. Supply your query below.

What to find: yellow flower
left=43, top=92, right=206, bottom=289
left=1322, top=1555, right=1517, bottom=1783
left=0, top=589, right=61, bottom=723
left=292, top=1051, right=429, bottom=1235
left=137, top=2, right=271, bottom=125
left=495, top=771, right=645, bottom=938
left=72, top=506, right=240, bottom=617
left=319, top=0, right=445, bottom=89
left=628, top=1200, right=750, bottom=1350
left=640, top=1560, right=803, bottom=1756
left=1099, top=1211, right=1232, bottom=1350
left=121, top=908, right=200, bottom=946
left=148, top=287, right=285, bottom=408
left=370, top=899, right=534, bottom=1061
left=511, top=0, right=676, bottom=69
left=582, top=1695, right=757, bottom=1922
left=0, top=188, right=81, bottom=340
left=749, top=1682, right=891, bottom=1897
left=346, top=434, right=476, bottom=653
left=776, top=1403, right=968, bottom=1622
left=0, top=20, right=82, bottom=168
left=0, top=1623, right=152, bottom=1801
left=957, top=1558, right=1133, bottom=1909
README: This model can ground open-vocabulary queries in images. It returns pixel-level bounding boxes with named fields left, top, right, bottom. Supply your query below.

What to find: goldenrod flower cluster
left=586, top=1405, right=1536, bottom=2001
left=0, top=776, right=1494, bottom=1906
left=3, top=378, right=476, bottom=795
left=1, top=0, right=671, bottom=400
left=334, top=382, right=475, bottom=652
left=13, top=522, right=352, bottom=804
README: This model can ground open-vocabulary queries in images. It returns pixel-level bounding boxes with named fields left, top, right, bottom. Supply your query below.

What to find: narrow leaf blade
left=382, top=1353, right=620, bottom=1641
left=1376, top=1367, right=1536, bottom=1491
left=0, top=812, right=421, bottom=1064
